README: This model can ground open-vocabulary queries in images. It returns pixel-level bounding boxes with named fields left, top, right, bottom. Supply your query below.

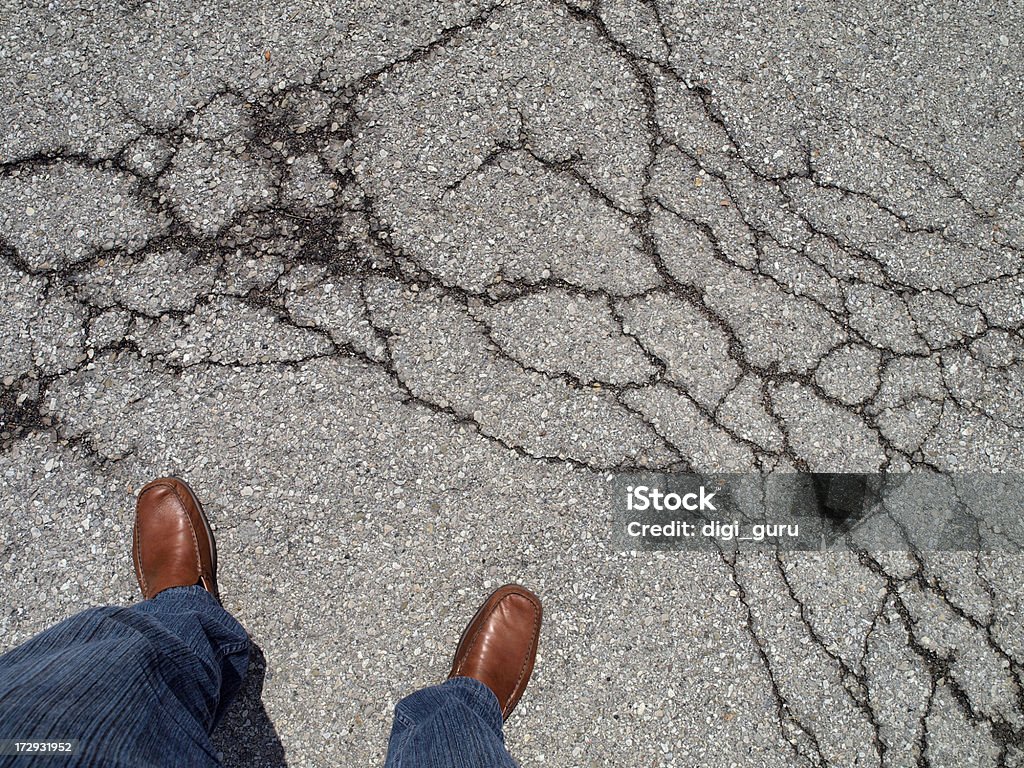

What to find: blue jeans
left=384, top=677, right=517, bottom=768
left=0, top=587, right=250, bottom=767
left=0, top=588, right=516, bottom=767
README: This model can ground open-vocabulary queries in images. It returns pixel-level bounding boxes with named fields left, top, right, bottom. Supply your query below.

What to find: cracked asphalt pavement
left=2, top=1, right=1023, bottom=766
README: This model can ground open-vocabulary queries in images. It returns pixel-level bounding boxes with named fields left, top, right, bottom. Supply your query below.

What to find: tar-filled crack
left=0, top=15, right=1016, bottom=471
left=718, top=549, right=830, bottom=766
left=714, top=546, right=1024, bottom=766
left=0, top=0, right=1017, bottom=479
left=774, top=552, right=888, bottom=762
left=857, top=551, right=1024, bottom=765
left=0, top=0, right=1016, bottom=477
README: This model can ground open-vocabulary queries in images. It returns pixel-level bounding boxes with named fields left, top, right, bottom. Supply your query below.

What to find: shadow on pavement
left=214, top=644, right=287, bottom=767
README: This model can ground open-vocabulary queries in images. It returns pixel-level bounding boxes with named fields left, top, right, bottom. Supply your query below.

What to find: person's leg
left=384, top=678, right=516, bottom=768
left=0, top=586, right=249, bottom=767
left=384, top=585, right=542, bottom=768
left=0, top=477, right=247, bottom=768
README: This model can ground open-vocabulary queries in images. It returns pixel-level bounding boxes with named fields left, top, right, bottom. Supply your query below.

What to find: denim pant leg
left=384, top=677, right=518, bottom=768
left=0, top=586, right=250, bottom=768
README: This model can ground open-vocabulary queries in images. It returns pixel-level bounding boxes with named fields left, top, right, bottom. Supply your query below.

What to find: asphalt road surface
left=1, top=1, right=1023, bottom=766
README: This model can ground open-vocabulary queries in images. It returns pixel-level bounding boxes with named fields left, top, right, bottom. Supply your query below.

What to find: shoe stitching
left=165, top=481, right=204, bottom=587
left=175, top=477, right=218, bottom=595
left=134, top=522, right=148, bottom=597
left=503, top=597, right=541, bottom=717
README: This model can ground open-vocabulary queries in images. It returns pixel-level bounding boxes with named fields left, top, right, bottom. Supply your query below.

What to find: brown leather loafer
left=449, top=584, right=542, bottom=720
left=133, top=477, right=219, bottom=601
